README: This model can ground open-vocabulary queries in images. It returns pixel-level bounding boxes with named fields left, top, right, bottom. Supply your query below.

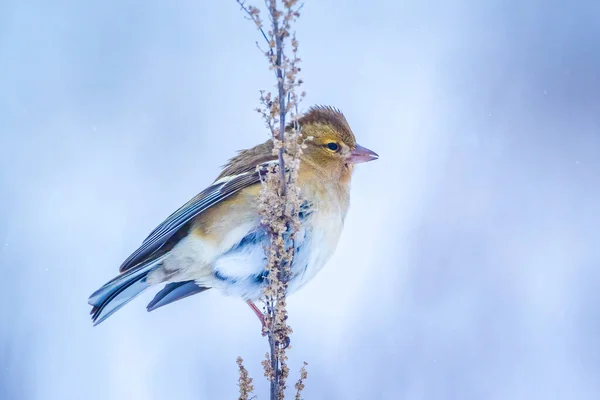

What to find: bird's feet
left=246, top=300, right=267, bottom=336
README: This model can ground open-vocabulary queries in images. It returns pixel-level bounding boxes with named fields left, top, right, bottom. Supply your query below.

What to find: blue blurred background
left=1, top=1, right=599, bottom=399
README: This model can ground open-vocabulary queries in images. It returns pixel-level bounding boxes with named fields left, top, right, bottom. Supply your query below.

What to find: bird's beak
left=348, top=144, right=379, bottom=164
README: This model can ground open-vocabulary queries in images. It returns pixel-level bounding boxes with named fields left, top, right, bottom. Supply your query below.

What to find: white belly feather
left=287, top=209, right=344, bottom=295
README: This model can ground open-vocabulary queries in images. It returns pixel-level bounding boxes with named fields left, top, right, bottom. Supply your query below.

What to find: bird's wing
left=119, top=161, right=275, bottom=273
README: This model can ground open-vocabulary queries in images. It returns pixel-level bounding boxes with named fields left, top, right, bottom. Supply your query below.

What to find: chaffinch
left=88, top=105, right=378, bottom=326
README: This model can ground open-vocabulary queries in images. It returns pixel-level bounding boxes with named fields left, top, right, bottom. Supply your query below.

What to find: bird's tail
left=88, top=254, right=166, bottom=326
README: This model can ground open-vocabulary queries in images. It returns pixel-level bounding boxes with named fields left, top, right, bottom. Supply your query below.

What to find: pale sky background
left=1, top=1, right=599, bottom=399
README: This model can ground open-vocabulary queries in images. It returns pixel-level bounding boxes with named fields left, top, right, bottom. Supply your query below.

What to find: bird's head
left=295, top=105, right=378, bottom=181
left=216, top=105, right=378, bottom=184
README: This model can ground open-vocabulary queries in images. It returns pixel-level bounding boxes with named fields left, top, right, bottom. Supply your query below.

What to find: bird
left=88, top=105, right=378, bottom=326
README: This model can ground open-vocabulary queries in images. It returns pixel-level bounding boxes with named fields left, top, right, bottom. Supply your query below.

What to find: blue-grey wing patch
left=118, top=163, right=273, bottom=273
left=146, top=281, right=208, bottom=312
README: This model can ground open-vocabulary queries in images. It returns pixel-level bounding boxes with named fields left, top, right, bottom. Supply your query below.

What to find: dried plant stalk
left=294, top=362, right=308, bottom=400
left=235, top=1, right=308, bottom=399
left=237, top=357, right=255, bottom=400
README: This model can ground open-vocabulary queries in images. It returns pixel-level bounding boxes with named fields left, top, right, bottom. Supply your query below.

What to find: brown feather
left=217, top=140, right=275, bottom=180
left=217, top=105, right=356, bottom=182
left=299, top=105, right=356, bottom=148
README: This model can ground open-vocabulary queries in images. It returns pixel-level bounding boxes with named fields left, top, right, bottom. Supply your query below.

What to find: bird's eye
left=326, top=142, right=339, bottom=151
